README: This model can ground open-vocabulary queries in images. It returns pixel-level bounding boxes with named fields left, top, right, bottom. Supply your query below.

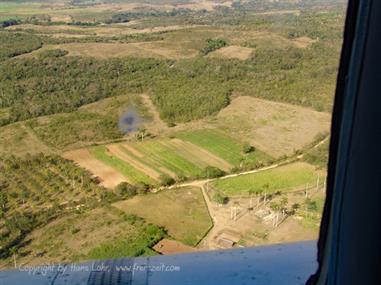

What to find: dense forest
left=0, top=9, right=344, bottom=126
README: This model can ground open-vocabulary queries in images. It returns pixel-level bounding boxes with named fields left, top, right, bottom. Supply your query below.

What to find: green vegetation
left=212, top=162, right=318, bottom=196
left=177, top=129, right=271, bottom=168
left=303, top=140, right=330, bottom=168
left=126, top=140, right=203, bottom=178
left=91, top=145, right=155, bottom=185
left=0, top=154, right=105, bottom=259
left=201, top=166, right=225, bottom=179
left=200, top=38, right=227, bottom=55
left=212, top=191, right=229, bottom=205
left=115, top=182, right=137, bottom=198
left=0, top=0, right=343, bottom=266
left=27, top=112, right=122, bottom=150
left=88, top=222, right=165, bottom=259
left=114, top=187, right=212, bottom=246
left=159, top=174, right=176, bottom=186
left=0, top=31, right=42, bottom=61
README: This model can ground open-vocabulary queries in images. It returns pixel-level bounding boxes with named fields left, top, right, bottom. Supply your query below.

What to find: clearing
left=113, top=187, right=212, bottom=246
left=214, top=96, right=331, bottom=157
left=208, top=45, right=253, bottom=60
left=0, top=122, right=52, bottom=157
left=37, top=42, right=198, bottom=59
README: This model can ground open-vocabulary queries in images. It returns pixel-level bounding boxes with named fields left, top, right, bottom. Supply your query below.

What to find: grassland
left=213, top=96, right=331, bottom=157
left=113, top=187, right=212, bottom=246
left=212, top=162, right=319, bottom=196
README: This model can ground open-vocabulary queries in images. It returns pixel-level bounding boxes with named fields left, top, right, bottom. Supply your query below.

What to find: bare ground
left=140, top=94, right=168, bottom=134
left=153, top=239, right=198, bottom=255
left=209, top=45, right=254, bottom=60
left=63, top=148, right=128, bottom=188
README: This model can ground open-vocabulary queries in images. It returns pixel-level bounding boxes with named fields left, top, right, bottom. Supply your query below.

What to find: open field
left=63, top=148, right=128, bottom=188
left=91, top=145, right=155, bottom=185
left=7, top=24, right=318, bottom=61
left=153, top=239, right=197, bottom=255
left=113, top=187, right=212, bottom=246
left=211, top=162, right=320, bottom=196
left=26, top=41, right=198, bottom=59
left=0, top=122, right=52, bottom=157
left=208, top=45, right=253, bottom=60
left=176, top=128, right=272, bottom=166
left=214, top=96, right=331, bottom=157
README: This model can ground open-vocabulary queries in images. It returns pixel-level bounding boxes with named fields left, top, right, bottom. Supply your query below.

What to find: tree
left=242, top=143, right=255, bottom=154
left=203, top=166, right=225, bottom=179
left=135, top=182, right=150, bottom=195
left=115, top=182, right=137, bottom=198
left=213, top=192, right=229, bottom=205
left=291, top=203, right=300, bottom=214
left=270, top=202, right=281, bottom=227
left=9, top=246, right=17, bottom=268
left=159, top=174, right=175, bottom=186
left=137, top=128, right=147, bottom=142
left=280, top=197, right=288, bottom=217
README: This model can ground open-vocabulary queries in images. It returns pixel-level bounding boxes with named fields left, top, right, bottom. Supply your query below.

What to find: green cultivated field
left=212, top=162, right=318, bottom=196
left=177, top=129, right=271, bottom=166
left=91, top=145, right=156, bottom=185
left=127, top=140, right=203, bottom=177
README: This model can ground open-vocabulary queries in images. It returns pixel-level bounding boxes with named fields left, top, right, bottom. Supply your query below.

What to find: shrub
left=159, top=174, right=175, bottom=186
left=200, top=38, right=228, bottom=55
left=135, top=182, right=150, bottom=195
left=243, top=143, right=255, bottom=154
left=115, top=182, right=137, bottom=198
left=202, top=166, right=225, bottom=179
left=213, top=192, right=229, bottom=205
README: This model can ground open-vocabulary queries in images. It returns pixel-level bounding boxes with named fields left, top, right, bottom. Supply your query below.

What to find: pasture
left=113, top=187, right=212, bottom=246
left=211, top=162, right=320, bottom=196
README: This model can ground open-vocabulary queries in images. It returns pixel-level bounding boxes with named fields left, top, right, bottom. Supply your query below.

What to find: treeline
left=0, top=18, right=20, bottom=28
left=39, top=32, right=165, bottom=45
